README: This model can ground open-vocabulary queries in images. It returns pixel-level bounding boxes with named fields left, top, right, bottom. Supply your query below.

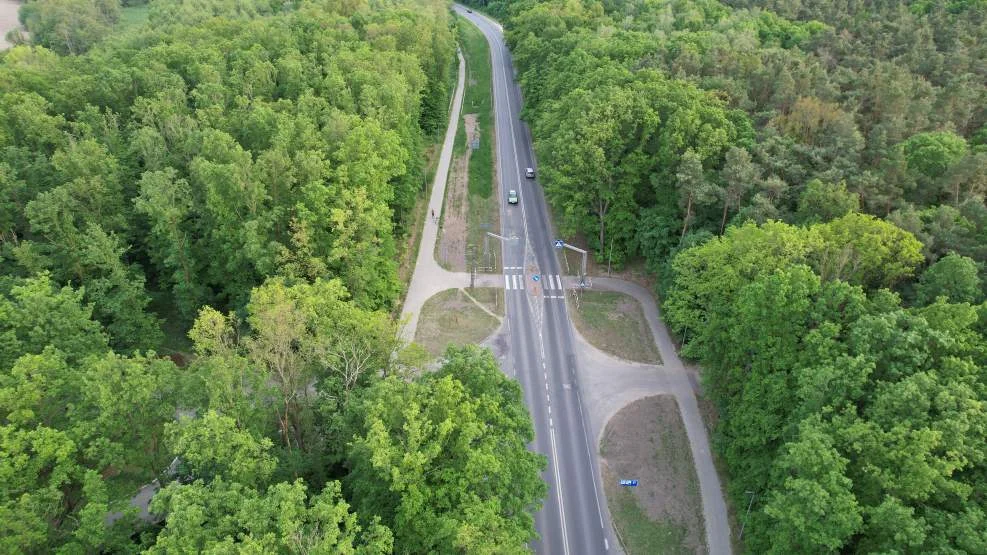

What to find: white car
left=525, top=167, right=535, bottom=178
left=508, top=190, right=518, bottom=204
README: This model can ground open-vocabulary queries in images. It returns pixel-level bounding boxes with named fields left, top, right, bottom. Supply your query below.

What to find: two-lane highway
left=456, top=7, right=614, bottom=554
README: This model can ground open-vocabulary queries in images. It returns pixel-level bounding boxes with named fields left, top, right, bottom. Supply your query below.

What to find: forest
left=1, top=0, right=547, bottom=552
left=461, top=0, right=987, bottom=551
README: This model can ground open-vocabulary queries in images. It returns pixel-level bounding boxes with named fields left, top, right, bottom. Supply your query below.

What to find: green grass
left=415, top=288, right=501, bottom=357
left=458, top=17, right=494, bottom=199
left=465, top=286, right=505, bottom=317
left=607, top=479, right=692, bottom=555
left=455, top=16, right=500, bottom=270
left=601, top=395, right=706, bottom=554
left=118, top=4, right=151, bottom=30
left=569, top=291, right=661, bottom=364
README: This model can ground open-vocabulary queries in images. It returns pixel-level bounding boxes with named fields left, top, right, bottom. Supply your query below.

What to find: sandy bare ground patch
left=569, top=290, right=661, bottom=364
left=414, top=287, right=501, bottom=357
left=436, top=113, right=478, bottom=271
left=601, top=394, right=707, bottom=554
left=0, top=0, right=23, bottom=50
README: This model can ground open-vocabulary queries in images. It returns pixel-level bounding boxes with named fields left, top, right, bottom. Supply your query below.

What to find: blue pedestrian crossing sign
left=554, top=240, right=564, bottom=249
left=532, top=274, right=540, bottom=282
left=620, top=479, right=639, bottom=487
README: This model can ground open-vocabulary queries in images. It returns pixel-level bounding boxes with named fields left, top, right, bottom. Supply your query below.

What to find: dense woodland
left=0, top=0, right=547, bottom=552
left=460, top=0, right=987, bottom=551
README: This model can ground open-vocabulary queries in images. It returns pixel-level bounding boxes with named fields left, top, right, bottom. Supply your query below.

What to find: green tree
left=344, top=346, right=546, bottom=553
left=165, top=410, right=278, bottom=488
left=811, top=213, right=924, bottom=289
left=0, top=273, right=108, bottom=369
left=763, top=419, right=862, bottom=554
left=0, top=424, right=83, bottom=552
left=677, top=149, right=719, bottom=241
left=718, top=146, right=758, bottom=233
left=915, top=253, right=982, bottom=305
left=188, top=277, right=397, bottom=458
left=795, top=179, right=860, bottom=224
left=148, top=479, right=392, bottom=554
left=535, top=85, right=658, bottom=255
left=901, top=131, right=969, bottom=181
left=133, top=168, right=206, bottom=319
left=663, top=220, right=817, bottom=351
left=19, top=0, right=121, bottom=55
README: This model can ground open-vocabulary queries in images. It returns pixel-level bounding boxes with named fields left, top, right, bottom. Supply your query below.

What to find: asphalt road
left=456, top=7, right=615, bottom=554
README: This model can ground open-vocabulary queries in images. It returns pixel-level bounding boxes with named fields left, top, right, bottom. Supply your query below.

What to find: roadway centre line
left=496, top=34, right=530, bottom=248
left=469, top=12, right=573, bottom=554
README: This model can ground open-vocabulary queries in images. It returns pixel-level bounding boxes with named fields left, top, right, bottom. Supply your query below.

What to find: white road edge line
left=466, top=10, right=573, bottom=555
left=548, top=426, right=570, bottom=555
left=575, top=373, right=608, bottom=532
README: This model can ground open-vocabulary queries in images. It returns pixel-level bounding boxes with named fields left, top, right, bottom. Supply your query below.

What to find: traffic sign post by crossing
left=554, top=239, right=564, bottom=249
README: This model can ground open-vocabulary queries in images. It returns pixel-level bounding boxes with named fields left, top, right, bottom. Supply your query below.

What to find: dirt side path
left=436, top=113, right=478, bottom=271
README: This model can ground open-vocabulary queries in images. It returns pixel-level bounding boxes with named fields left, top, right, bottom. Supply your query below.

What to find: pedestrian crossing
left=503, top=270, right=565, bottom=298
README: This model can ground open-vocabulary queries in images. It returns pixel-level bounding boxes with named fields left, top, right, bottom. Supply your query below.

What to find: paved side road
left=399, top=50, right=474, bottom=342
left=585, top=277, right=732, bottom=554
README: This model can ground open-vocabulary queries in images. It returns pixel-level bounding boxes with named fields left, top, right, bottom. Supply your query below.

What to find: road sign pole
left=561, top=243, right=588, bottom=287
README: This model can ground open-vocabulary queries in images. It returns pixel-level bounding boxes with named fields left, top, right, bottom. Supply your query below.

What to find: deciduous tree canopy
left=457, top=0, right=987, bottom=551
left=0, top=1, right=547, bottom=552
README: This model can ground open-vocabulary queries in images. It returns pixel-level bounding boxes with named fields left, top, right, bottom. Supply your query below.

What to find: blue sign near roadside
left=532, top=275, right=540, bottom=282
left=620, top=479, right=639, bottom=487
left=554, top=240, right=564, bottom=249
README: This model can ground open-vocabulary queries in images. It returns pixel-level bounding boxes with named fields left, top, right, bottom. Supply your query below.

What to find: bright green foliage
left=665, top=222, right=987, bottom=552
left=915, top=253, right=983, bottom=305
left=0, top=273, right=108, bottom=368
left=344, top=346, right=546, bottom=554
left=0, top=424, right=86, bottom=552
left=810, top=213, right=924, bottom=289
left=663, top=220, right=818, bottom=351
left=763, top=419, right=863, bottom=553
left=148, top=479, right=393, bottom=554
left=165, top=410, right=277, bottom=488
left=901, top=131, right=969, bottom=180
left=0, top=275, right=190, bottom=552
left=187, top=276, right=400, bottom=477
left=1, top=0, right=456, bottom=348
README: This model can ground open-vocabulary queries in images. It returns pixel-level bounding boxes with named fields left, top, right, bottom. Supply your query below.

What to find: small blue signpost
left=532, top=275, right=540, bottom=282
left=619, top=479, right=639, bottom=487
left=554, top=240, right=564, bottom=249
